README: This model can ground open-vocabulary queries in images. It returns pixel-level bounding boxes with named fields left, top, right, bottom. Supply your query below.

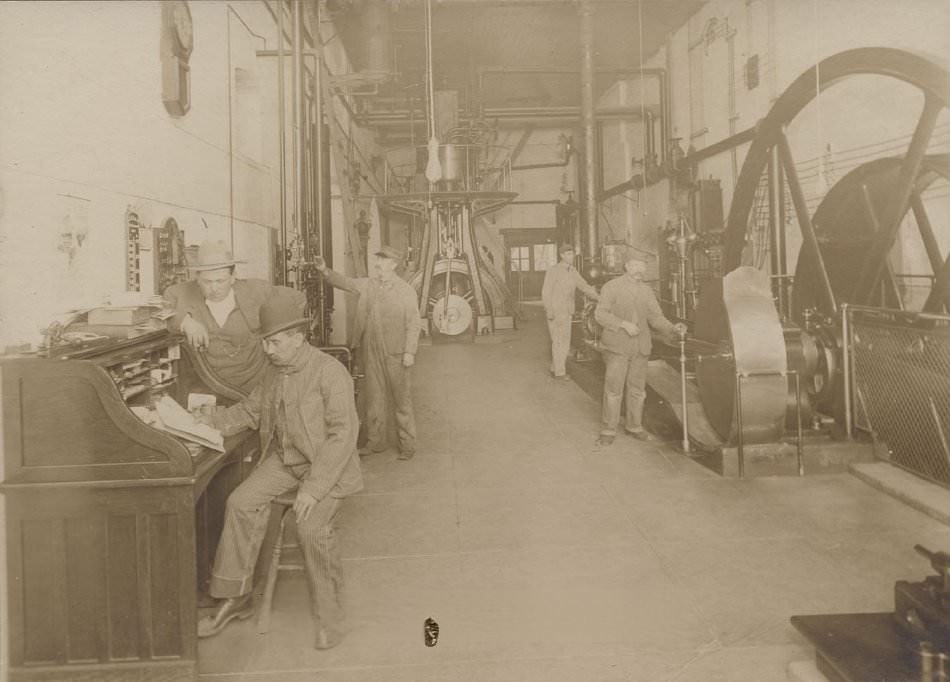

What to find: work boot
left=197, top=594, right=254, bottom=638
left=314, top=627, right=342, bottom=650
left=625, top=428, right=656, bottom=442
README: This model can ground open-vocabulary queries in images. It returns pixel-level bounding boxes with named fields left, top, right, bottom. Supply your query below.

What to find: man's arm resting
left=299, top=367, right=358, bottom=501
left=212, top=384, right=264, bottom=436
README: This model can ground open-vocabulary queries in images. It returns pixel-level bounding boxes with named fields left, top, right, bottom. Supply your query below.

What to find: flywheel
left=431, top=294, right=473, bottom=335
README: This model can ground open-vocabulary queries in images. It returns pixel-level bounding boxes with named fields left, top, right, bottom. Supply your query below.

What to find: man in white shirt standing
left=541, top=244, right=599, bottom=380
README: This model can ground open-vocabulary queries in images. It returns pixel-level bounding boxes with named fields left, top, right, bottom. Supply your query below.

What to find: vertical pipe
left=579, top=0, right=598, bottom=260
left=777, top=150, right=788, bottom=309
left=679, top=331, right=690, bottom=453
left=735, top=372, right=745, bottom=479
left=277, top=1, right=288, bottom=286
left=293, top=0, right=305, bottom=278
left=768, top=145, right=783, bottom=316
left=309, top=0, right=328, bottom=345
left=841, top=303, right=853, bottom=439
left=227, top=9, right=235, bottom=249
left=794, top=371, right=804, bottom=476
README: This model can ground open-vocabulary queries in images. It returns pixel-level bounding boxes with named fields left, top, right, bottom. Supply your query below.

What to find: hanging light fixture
left=423, top=0, right=442, bottom=183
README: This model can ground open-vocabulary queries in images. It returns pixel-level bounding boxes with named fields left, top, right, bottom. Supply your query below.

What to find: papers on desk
left=130, top=396, right=224, bottom=453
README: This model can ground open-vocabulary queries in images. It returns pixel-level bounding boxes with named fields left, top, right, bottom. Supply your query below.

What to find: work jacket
left=322, top=269, right=422, bottom=355
left=595, top=275, right=674, bottom=356
left=541, top=261, right=598, bottom=319
left=214, top=344, right=363, bottom=502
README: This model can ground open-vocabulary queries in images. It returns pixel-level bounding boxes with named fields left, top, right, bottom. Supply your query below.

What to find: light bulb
left=425, top=136, right=442, bottom=183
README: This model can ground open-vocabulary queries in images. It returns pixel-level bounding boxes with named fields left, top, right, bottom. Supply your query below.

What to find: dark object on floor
left=424, top=617, right=440, bottom=647
left=596, top=434, right=615, bottom=446
left=626, top=429, right=656, bottom=442
left=792, top=544, right=950, bottom=681
left=398, top=449, right=416, bottom=460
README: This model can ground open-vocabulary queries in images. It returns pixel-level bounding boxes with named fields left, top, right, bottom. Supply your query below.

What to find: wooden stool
left=257, top=490, right=304, bottom=634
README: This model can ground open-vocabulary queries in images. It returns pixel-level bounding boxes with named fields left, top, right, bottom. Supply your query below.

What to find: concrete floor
left=199, top=307, right=950, bottom=681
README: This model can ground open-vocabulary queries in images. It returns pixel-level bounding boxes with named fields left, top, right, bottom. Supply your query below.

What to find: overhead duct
left=363, top=0, right=392, bottom=77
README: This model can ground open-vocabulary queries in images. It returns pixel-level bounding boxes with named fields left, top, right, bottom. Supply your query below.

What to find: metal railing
left=844, top=303, right=950, bottom=488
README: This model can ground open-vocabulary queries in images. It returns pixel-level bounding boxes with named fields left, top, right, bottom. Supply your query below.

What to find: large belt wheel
left=695, top=48, right=950, bottom=439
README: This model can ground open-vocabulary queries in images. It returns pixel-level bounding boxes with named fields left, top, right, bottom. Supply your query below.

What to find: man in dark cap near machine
left=164, top=239, right=306, bottom=393
left=314, top=245, right=423, bottom=460
left=594, top=253, right=686, bottom=445
left=195, top=296, right=362, bottom=649
left=541, top=243, right=599, bottom=379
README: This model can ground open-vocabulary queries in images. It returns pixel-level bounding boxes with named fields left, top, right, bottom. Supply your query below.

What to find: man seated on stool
left=594, top=253, right=686, bottom=446
left=195, top=297, right=362, bottom=649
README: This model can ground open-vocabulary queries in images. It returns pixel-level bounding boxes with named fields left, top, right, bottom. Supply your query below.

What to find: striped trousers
left=209, top=455, right=346, bottom=633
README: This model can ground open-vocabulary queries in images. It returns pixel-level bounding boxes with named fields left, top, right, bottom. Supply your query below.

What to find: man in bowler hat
left=195, top=297, right=362, bottom=649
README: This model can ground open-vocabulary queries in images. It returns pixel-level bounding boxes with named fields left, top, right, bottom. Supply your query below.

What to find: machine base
left=792, top=612, right=932, bottom=682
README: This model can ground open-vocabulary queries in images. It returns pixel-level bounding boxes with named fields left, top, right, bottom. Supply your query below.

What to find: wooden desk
left=1, top=333, right=256, bottom=681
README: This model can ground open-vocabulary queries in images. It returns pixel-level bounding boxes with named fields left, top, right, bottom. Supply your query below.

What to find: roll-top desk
left=1, top=330, right=257, bottom=681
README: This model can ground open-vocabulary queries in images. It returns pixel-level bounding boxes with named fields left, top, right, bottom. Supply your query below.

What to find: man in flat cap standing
left=196, top=297, right=362, bottom=649
left=594, top=254, right=686, bottom=446
left=164, top=239, right=306, bottom=393
left=315, top=246, right=422, bottom=460
left=541, top=243, right=599, bottom=379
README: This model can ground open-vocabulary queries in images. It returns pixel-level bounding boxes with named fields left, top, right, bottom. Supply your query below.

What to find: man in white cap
left=314, top=246, right=422, bottom=460
left=594, top=254, right=686, bottom=445
left=164, top=239, right=306, bottom=393
left=195, top=296, right=362, bottom=649
left=541, top=243, right=599, bottom=379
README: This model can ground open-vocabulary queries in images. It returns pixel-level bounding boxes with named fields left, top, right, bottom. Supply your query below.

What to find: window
left=509, top=246, right=530, bottom=272
left=533, top=243, right=556, bottom=271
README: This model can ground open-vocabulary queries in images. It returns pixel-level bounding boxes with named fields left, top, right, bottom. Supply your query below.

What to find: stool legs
left=256, top=507, right=290, bottom=634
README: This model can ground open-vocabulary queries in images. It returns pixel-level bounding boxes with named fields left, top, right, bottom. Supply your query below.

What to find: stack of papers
left=131, top=396, right=224, bottom=453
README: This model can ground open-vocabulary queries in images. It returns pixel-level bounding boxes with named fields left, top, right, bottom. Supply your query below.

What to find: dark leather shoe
left=314, top=627, right=342, bottom=650
left=397, top=449, right=415, bottom=461
left=358, top=445, right=387, bottom=457
left=626, top=429, right=656, bottom=442
left=197, top=594, right=254, bottom=638
left=596, top=434, right=615, bottom=446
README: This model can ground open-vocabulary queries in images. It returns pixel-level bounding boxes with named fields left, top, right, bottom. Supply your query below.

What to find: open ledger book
left=131, top=396, right=225, bottom=453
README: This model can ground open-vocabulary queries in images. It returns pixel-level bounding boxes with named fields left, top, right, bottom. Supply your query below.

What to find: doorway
left=501, top=229, right=558, bottom=301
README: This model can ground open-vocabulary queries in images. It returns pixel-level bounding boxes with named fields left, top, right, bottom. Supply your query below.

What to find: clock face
left=173, top=2, right=193, bottom=55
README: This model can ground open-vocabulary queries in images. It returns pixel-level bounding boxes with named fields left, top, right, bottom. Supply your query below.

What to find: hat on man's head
left=189, top=240, right=246, bottom=271
left=374, top=245, right=404, bottom=261
left=624, top=248, right=649, bottom=265
left=558, top=243, right=576, bottom=255
left=259, top=297, right=309, bottom=339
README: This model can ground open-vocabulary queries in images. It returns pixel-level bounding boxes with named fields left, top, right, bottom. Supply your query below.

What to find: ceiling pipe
left=476, top=67, right=669, bottom=167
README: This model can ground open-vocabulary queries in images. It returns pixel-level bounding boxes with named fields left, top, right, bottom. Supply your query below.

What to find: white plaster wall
left=0, top=1, right=281, bottom=347
left=598, top=0, right=950, bottom=284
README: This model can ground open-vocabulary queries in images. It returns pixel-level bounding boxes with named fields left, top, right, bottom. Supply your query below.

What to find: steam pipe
left=293, top=0, right=305, bottom=273
left=277, top=0, right=288, bottom=285
left=579, top=0, right=597, bottom=260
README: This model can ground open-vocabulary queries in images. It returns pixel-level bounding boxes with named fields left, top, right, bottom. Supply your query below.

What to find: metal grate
left=850, top=307, right=950, bottom=488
